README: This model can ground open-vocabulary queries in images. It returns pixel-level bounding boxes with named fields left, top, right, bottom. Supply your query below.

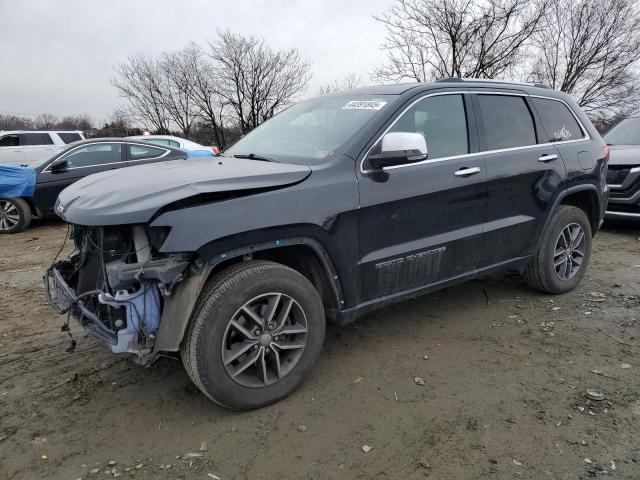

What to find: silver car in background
left=604, top=116, right=640, bottom=220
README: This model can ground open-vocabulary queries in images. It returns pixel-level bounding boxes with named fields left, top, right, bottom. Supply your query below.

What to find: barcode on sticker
left=342, top=100, right=387, bottom=110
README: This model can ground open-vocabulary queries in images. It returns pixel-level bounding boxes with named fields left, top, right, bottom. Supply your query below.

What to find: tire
left=0, top=198, right=31, bottom=234
left=524, top=205, right=592, bottom=294
left=181, top=260, right=326, bottom=410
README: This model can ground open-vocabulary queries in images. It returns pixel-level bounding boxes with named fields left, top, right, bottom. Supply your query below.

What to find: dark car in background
left=0, top=138, right=203, bottom=233
left=603, top=116, right=640, bottom=220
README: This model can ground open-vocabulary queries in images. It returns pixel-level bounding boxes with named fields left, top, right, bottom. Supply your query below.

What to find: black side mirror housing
left=50, top=158, right=68, bottom=172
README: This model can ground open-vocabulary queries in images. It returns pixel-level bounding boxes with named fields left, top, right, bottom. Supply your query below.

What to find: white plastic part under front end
left=98, top=282, right=161, bottom=354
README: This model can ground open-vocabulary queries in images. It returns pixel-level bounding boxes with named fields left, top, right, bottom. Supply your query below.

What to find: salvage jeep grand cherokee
left=45, top=79, right=609, bottom=410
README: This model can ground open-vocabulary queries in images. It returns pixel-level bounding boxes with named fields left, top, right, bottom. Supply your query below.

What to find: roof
left=0, top=129, right=84, bottom=134
left=330, top=78, right=557, bottom=97
left=327, top=83, right=423, bottom=96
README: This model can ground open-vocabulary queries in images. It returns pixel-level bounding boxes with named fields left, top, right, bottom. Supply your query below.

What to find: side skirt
left=327, top=255, right=533, bottom=326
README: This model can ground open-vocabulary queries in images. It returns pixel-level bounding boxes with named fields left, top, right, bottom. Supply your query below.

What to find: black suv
left=45, top=79, right=608, bottom=410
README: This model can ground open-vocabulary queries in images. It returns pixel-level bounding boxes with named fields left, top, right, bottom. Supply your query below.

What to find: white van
left=0, top=131, right=86, bottom=165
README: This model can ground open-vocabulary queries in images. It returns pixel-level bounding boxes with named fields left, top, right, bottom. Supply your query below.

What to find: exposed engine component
left=45, top=224, right=192, bottom=358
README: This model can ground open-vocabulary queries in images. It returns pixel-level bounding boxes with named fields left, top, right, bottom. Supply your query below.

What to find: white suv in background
left=0, top=130, right=85, bottom=165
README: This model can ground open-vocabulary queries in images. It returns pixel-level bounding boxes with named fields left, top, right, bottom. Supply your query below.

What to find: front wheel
left=181, top=261, right=326, bottom=410
left=0, top=198, right=31, bottom=234
left=524, top=205, right=592, bottom=294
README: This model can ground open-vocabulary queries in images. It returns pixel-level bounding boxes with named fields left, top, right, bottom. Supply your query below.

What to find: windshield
left=604, top=117, right=640, bottom=145
left=224, top=95, right=394, bottom=164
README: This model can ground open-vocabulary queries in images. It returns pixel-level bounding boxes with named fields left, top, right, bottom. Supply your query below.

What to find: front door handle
left=538, top=154, right=558, bottom=162
left=454, top=166, right=481, bottom=177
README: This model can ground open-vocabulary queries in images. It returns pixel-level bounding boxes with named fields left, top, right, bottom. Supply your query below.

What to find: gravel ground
left=1, top=219, right=639, bottom=480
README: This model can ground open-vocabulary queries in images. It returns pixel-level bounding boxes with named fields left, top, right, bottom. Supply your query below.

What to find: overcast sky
left=0, top=0, right=392, bottom=125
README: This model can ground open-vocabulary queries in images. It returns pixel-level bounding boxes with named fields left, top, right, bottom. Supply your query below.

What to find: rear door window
left=58, top=132, right=83, bottom=144
left=477, top=95, right=537, bottom=150
left=0, top=134, right=20, bottom=147
left=62, top=143, right=122, bottom=168
left=128, top=144, right=167, bottom=161
left=532, top=98, right=585, bottom=142
left=22, top=133, right=54, bottom=146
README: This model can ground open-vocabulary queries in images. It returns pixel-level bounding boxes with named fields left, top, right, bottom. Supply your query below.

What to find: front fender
left=152, top=236, right=346, bottom=356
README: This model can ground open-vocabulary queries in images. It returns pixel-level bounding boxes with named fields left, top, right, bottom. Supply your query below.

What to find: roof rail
left=436, top=77, right=548, bottom=89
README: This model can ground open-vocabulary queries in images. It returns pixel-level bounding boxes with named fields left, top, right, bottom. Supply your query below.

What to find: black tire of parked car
left=0, top=197, right=32, bottom=234
left=181, top=260, right=326, bottom=410
left=524, top=205, right=592, bottom=294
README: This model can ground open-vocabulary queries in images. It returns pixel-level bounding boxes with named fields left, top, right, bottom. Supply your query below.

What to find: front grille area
left=77, top=229, right=105, bottom=295
left=71, top=225, right=135, bottom=331
left=607, top=167, right=631, bottom=185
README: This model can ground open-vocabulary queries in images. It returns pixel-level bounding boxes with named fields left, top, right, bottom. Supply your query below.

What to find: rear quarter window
left=128, top=144, right=167, bottom=160
left=58, top=132, right=83, bottom=144
left=532, top=98, right=584, bottom=142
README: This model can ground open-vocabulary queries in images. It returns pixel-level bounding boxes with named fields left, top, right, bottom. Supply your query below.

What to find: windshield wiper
left=233, top=153, right=279, bottom=163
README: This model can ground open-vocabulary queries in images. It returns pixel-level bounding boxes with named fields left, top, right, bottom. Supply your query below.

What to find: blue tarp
left=186, top=149, right=215, bottom=158
left=0, top=163, right=36, bottom=198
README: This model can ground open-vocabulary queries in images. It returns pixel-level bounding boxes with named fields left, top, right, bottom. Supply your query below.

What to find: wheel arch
left=542, top=184, right=601, bottom=239
left=558, top=187, right=600, bottom=233
left=152, top=236, right=344, bottom=356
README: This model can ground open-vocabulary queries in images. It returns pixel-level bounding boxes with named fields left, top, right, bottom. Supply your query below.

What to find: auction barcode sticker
left=342, top=100, right=387, bottom=110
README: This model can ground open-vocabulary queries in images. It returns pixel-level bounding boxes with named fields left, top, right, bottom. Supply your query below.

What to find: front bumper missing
left=44, top=264, right=118, bottom=346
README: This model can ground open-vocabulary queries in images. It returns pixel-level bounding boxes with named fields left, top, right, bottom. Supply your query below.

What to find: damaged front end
left=44, top=224, right=191, bottom=362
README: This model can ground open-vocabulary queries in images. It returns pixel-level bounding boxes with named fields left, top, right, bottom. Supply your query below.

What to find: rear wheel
left=524, top=205, right=592, bottom=294
left=0, top=198, right=31, bottom=234
left=181, top=261, right=325, bottom=410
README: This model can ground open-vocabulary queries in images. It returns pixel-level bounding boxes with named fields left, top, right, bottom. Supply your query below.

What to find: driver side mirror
left=368, top=132, right=428, bottom=170
left=49, top=157, right=68, bottom=172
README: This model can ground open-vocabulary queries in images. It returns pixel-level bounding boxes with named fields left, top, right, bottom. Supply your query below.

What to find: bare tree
left=528, top=0, right=640, bottom=122
left=318, top=73, right=364, bottom=95
left=57, top=114, right=93, bottom=130
left=111, top=54, right=172, bottom=133
left=209, top=30, right=311, bottom=134
left=180, top=42, right=229, bottom=149
left=108, top=108, right=132, bottom=130
left=372, top=0, right=548, bottom=82
left=35, top=113, right=58, bottom=129
left=0, top=114, right=34, bottom=130
left=159, top=47, right=200, bottom=136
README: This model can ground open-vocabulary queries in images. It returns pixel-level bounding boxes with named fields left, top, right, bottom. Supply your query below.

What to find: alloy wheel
left=221, top=293, right=308, bottom=388
left=553, top=222, right=586, bottom=280
left=0, top=200, right=20, bottom=231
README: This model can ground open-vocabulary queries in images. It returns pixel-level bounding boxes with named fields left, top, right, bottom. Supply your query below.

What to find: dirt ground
left=1, top=219, right=639, bottom=480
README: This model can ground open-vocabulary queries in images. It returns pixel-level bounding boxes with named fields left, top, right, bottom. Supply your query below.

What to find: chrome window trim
left=42, top=141, right=170, bottom=172
left=360, top=90, right=591, bottom=174
left=42, top=141, right=126, bottom=172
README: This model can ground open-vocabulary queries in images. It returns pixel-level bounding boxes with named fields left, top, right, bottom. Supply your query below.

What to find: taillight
left=603, top=145, right=610, bottom=164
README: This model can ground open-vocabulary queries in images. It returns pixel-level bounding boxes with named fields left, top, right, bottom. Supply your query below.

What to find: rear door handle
left=454, top=167, right=481, bottom=177
left=538, top=154, right=558, bottom=162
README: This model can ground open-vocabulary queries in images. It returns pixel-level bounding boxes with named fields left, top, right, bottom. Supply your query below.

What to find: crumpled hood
left=57, top=157, right=311, bottom=225
left=0, top=163, right=36, bottom=198
left=608, top=145, right=640, bottom=166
